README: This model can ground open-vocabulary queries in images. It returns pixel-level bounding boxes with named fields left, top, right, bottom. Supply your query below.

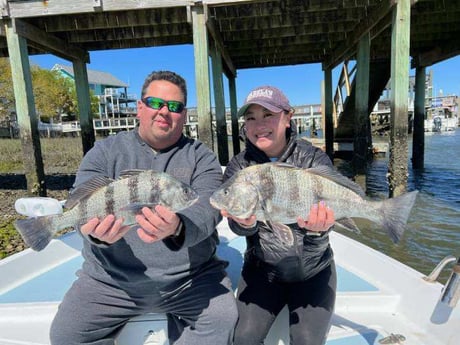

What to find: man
left=50, top=71, right=237, bottom=345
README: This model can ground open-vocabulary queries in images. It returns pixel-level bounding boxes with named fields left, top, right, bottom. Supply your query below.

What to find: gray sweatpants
left=50, top=262, right=237, bottom=345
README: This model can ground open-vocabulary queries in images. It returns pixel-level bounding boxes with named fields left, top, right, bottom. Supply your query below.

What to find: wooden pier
left=1, top=0, right=459, bottom=196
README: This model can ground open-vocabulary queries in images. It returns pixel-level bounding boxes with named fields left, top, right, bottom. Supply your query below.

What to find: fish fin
left=14, top=216, right=56, bottom=251
left=380, top=190, right=419, bottom=243
left=267, top=222, right=295, bottom=246
left=335, top=218, right=361, bottom=233
left=64, top=176, right=115, bottom=209
left=118, top=169, right=148, bottom=179
left=306, top=165, right=366, bottom=198
left=260, top=199, right=292, bottom=245
left=261, top=221, right=272, bottom=232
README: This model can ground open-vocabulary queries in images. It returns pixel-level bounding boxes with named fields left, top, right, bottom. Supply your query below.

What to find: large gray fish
left=15, top=169, right=199, bottom=251
left=210, top=162, right=418, bottom=245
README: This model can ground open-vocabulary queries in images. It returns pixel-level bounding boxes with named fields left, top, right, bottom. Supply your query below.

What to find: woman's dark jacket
left=224, top=123, right=335, bottom=282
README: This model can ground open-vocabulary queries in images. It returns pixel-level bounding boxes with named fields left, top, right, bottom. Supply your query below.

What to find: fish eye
left=223, top=188, right=229, bottom=196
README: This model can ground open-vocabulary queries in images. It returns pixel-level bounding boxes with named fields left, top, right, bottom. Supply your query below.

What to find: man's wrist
left=172, top=221, right=183, bottom=237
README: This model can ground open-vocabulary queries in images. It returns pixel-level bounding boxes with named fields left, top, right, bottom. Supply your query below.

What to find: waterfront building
left=52, top=64, right=138, bottom=136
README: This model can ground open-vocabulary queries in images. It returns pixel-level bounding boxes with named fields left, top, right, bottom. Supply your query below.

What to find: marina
left=1, top=128, right=459, bottom=344
left=0, top=1, right=460, bottom=344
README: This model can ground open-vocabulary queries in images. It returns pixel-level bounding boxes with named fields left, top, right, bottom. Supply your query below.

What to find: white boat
left=1, top=207, right=459, bottom=344
left=424, top=107, right=459, bottom=132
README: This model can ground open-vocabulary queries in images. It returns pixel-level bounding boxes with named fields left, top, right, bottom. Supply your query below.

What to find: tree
left=68, top=84, right=100, bottom=120
left=31, top=67, right=76, bottom=122
left=0, top=59, right=99, bottom=123
left=0, top=58, right=15, bottom=122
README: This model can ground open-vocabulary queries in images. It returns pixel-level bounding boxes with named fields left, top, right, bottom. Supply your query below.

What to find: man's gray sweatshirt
left=72, top=128, right=223, bottom=294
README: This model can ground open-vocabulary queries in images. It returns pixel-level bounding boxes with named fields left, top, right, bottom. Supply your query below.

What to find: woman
left=221, top=85, right=336, bottom=345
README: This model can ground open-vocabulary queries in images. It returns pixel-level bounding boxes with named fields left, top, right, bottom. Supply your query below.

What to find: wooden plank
left=6, top=0, right=193, bottom=17
left=412, top=66, right=425, bottom=170
left=206, top=17, right=236, bottom=78
left=37, top=8, right=188, bottom=32
left=214, top=7, right=367, bottom=25
left=64, top=24, right=192, bottom=43
left=224, top=31, right=348, bottom=46
left=388, top=0, right=411, bottom=197
left=72, top=60, right=95, bottom=154
left=206, top=0, right=376, bottom=13
left=77, top=36, right=192, bottom=51
left=13, top=19, right=89, bottom=62
left=8, top=0, right=101, bottom=18
left=4, top=19, right=46, bottom=196
left=203, top=0, right=259, bottom=5
left=102, top=0, right=194, bottom=11
left=1, top=0, right=8, bottom=17
left=211, top=44, right=229, bottom=165
left=322, top=67, right=334, bottom=161
left=218, top=19, right=355, bottom=36
left=323, top=0, right=396, bottom=70
left=353, top=33, right=371, bottom=174
left=192, top=5, right=213, bottom=150
left=412, top=43, right=460, bottom=68
left=228, top=76, right=240, bottom=156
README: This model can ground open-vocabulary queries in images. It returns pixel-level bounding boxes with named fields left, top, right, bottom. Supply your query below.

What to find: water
left=233, top=128, right=459, bottom=283
left=334, top=129, right=460, bottom=284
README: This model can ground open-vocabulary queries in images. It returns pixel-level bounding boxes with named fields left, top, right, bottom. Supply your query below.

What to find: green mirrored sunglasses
left=142, top=96, right=185, bottom=113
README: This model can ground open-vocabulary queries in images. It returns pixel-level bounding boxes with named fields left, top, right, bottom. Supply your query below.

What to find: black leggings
left=233, top=261, right=336, bottom=345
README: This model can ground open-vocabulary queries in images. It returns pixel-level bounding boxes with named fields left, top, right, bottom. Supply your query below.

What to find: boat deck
left=0, top=225, right=456, bottom=345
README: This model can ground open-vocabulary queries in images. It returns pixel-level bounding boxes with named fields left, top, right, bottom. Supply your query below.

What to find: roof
left=52, top=64, right=128, bottom=88
left=0, top=0, right=458, bottom=76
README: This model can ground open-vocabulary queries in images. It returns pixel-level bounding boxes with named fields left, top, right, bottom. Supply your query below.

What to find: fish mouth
left=209, top=197, right=220, bottom=210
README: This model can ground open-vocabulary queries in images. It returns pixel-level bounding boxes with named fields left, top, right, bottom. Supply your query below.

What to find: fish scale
left=210, top=162, right=418, bottom=244
left=14, top=170, right=199, bottom=251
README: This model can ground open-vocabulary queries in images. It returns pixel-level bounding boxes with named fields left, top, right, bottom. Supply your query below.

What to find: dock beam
left=388, top=0, right=411, bottom=197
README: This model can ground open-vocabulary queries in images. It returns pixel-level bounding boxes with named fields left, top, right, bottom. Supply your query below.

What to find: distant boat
left=1, top=199, right=459, bottom=345
left=425, top=106, right=459, bottom=132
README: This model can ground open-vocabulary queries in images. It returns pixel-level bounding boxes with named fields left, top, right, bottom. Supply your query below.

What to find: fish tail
left=380, top=190, right=418, bottom=243
left=14, top=216, right=56, bottom=251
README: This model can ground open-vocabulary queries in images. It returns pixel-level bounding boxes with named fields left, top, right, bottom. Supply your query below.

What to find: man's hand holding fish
left=135, top=204, right=182, bottom=243
left=80, top=214, right=131, bottom=244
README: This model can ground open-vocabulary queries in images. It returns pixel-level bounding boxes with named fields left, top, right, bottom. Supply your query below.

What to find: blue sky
left=30, top=44, right=460, bottom=108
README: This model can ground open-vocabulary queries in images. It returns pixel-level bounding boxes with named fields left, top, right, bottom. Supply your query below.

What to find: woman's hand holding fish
left=136, top=205, right=181, bottom=243
left=297, top=201, right=335, bottom=233
left=221, top=210, right=257, bottom=229
left=81, top=215, right=131, bottom=244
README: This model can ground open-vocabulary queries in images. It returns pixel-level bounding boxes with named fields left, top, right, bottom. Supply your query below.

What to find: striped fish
left=210, top=162, right=418, bottom=245
left=15, top=169, right=198, bottom=251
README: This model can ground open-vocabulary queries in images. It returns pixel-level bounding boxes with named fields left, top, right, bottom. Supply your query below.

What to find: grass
left=0, top=219, right=22, bottom=259
left=0, top=137, right=83, bottom=174
left=0, top=136, right=84, bottom=258
left=0, top=139, right=24, bottom=173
